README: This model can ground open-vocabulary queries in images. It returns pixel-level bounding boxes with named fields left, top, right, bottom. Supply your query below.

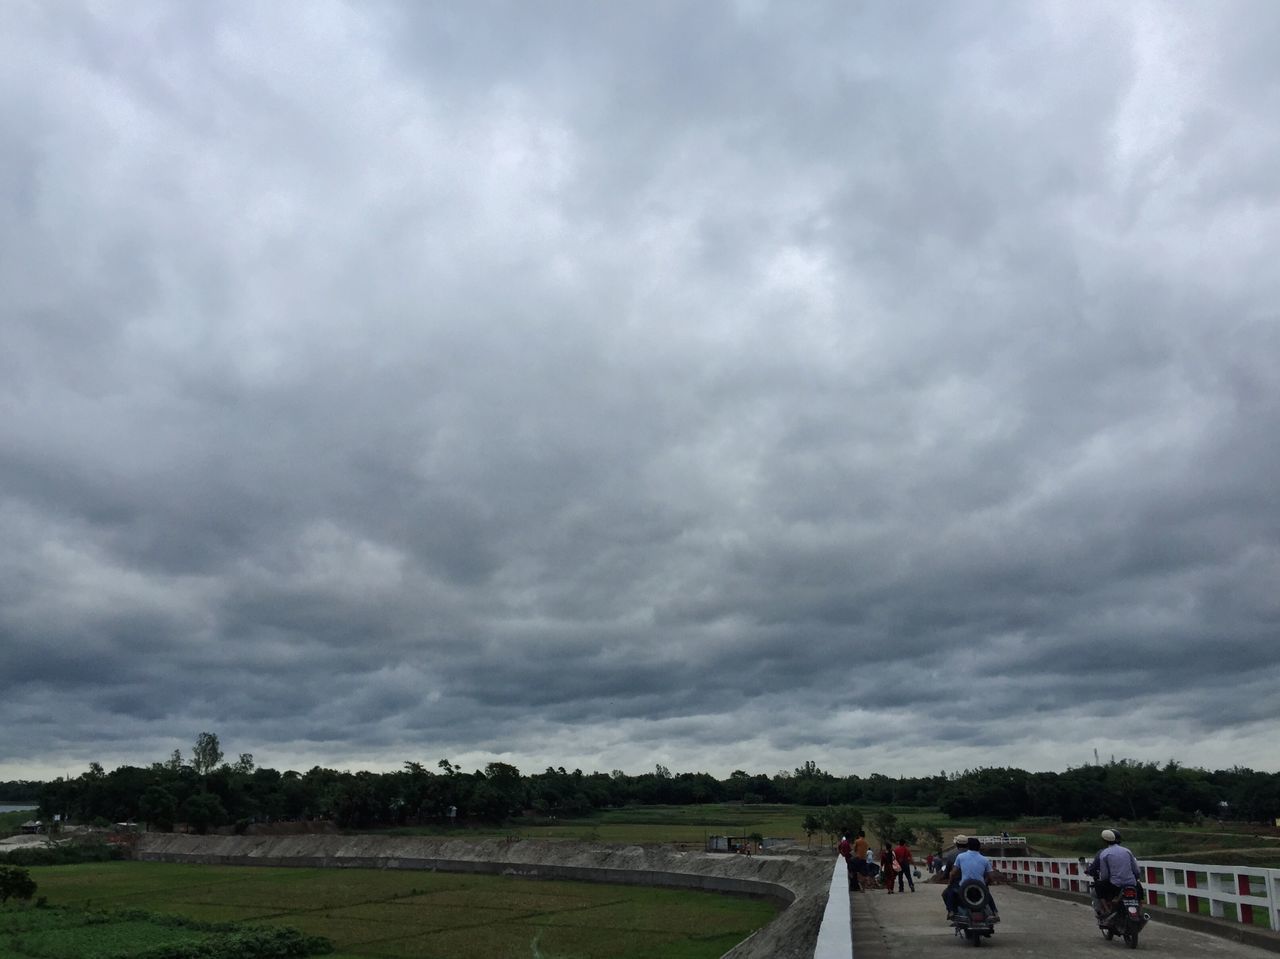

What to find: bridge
left=128, top=833, right=1280, bottom=957
left=815, top=854, right=1280, bottom=958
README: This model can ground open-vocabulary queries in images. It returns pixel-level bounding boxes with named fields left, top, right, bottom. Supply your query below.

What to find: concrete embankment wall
left=133, top=834, right=831, bottom=959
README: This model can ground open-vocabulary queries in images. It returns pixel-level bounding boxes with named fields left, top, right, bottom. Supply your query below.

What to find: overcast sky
left=2, top=1, right=1278, bottom=784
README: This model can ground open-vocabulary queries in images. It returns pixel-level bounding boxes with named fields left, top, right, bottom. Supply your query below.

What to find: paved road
left=849, top=881, right=1277, bottom=958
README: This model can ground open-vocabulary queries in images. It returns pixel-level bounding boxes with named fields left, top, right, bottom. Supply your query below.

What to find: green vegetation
left=0, top=809, right=33, bottom=835
left=18, top=862, right=778, bottom=959
left=2, top=842, right=128, bottom=867
left=960, top=817, right=1280, bottom=867
left=0, top=865, right=37, bottom=904
left=0, top=905, right=332, bottom=958
left=25, top=731, right=1280, bottom=837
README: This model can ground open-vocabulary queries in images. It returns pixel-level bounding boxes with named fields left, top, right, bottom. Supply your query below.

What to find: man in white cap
left=939, top=834, right=967, bottom=918
left=1086, top=828, right=1143, bottom=918
left=939, top=833, right=967, bottom=875
left=943, top=836, right=1000, bottom=920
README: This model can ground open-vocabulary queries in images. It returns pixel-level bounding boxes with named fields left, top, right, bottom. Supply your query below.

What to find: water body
left=0, top=804, right=38, bottom=813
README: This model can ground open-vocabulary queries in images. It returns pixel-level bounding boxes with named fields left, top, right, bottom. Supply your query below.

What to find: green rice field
left=12, top=861, right=780, bottom=959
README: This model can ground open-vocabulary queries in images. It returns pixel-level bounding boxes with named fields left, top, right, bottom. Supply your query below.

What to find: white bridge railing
left=814, top=857, right=853, bottom=959
left=991, top=855, right=1280, bottom=932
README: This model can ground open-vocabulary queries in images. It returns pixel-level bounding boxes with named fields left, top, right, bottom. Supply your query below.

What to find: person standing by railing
left=852, top=830, right=870, bottom=892
left=839, top=835, right=855, bottom=890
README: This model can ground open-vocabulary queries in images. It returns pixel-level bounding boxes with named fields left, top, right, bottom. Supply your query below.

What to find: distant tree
left=818, top=806, right=863, bottom=845
left=233, top=753, right=255, bottom=775
left=868, top=810, right=899, bottom=846
left=917, top=823, right=945, bottom=853
left=802, top=813, right=821, bottom=847
left=191, top=733, right=224, bottom=778
left=482, top=762, right=525, bottom=818
left=0, top=865, right=37, bottom=904
left=183, top=791, right=227, bottom=835
left=139, top=786, right=178, bottom=832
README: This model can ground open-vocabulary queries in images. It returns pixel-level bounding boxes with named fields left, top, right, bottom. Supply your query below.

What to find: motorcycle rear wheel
left=1102, top=928, right=1115, bottom=940
left=1123, top=930, right=1139, bottom=949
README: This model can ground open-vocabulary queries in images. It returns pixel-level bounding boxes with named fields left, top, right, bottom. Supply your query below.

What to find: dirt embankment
left=134, top=834, right=833, bottom=959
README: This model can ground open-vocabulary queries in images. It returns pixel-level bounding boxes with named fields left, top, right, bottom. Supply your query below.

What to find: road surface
left=849, top=881, right=1277, bottom=958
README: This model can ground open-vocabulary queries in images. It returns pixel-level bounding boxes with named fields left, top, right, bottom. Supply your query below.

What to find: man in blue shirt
left=1087, top=829, right=1143, bottom=915
left=942, top=836, right=1000, bottom=921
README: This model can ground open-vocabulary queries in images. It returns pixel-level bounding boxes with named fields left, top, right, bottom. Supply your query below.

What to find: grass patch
left=374, top=802, right=948, bottom=849
left=972, top=818, right=1280, bottom=865
left=0, top=905, right=330, bottom=958
left=26, top=862, right=779, bottom=959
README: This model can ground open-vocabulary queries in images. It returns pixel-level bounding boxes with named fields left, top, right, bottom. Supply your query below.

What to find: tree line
left=19, top=736, right=1280, bottom=834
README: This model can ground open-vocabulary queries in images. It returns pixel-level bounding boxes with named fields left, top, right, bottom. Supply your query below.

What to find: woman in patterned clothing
left=880, top=843, right=898, bottom=893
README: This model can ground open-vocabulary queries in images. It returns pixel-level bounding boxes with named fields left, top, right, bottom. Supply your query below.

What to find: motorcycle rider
left=939, top=833, right=966, bottom=876
left=938, top=833, right=966, bottom=915
left=943, top=836, right=1000, bottom=921
left=1086, top=828, right=1143, bottom=919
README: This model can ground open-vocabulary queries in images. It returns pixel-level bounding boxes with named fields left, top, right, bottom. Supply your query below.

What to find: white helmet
left=1101, top=828, right=1118, bottom=843
left=954, top=833, right=968, bottom=847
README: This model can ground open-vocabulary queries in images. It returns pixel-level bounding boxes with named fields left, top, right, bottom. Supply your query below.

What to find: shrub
left=0, top=864, right=37, bottom=903
left=0, top=842, right=125, bottom=866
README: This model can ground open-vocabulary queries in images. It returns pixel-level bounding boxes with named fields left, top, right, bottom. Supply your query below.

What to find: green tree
left=802, top=813, right=821, bottom=847
left=917, top=823, right=945, bottom=854
left=0, top=865, right=37, bottom=904
left=868, top=809, right=899, bottom=846
left=182, top=791, right=227, bottom=835
left=191, top=732, right=224, bottom=778
left=139, top=786, right=178, bottom=832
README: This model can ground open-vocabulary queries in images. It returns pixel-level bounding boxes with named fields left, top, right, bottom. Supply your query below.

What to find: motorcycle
left=951, top=879, right=997, bottom=946
left=1090, top=881, right=1150, bottom=949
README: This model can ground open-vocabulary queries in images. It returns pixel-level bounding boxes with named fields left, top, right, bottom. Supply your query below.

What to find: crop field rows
left=18, top=862, right=779, bottom=959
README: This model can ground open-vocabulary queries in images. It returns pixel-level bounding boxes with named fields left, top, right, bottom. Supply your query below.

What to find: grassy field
left=962, top=817, right=1280, bottom=868
left=0, top=809, right=35, bottom=834
left=373, top=802, right=947, bottom=847
left=374, top=803, right=810, bottom=844
left=20, top=861, right=780, bottom=959
left=0, top=906, right=327, bottom=959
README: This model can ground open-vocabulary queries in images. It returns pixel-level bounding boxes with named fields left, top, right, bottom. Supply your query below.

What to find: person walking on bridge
left=852, top=830, right=870, bottom=891
left=893, top=838, right=915, bottom=891
left=838, top=835, right=855, bottom=890
left=880, top=842, right=898, bottom=893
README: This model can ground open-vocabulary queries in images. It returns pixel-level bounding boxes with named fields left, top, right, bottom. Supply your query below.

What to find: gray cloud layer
left=2, top=1, right=1278, bottom=779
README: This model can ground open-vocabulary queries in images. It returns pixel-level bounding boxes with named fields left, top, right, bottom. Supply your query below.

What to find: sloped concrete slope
left=134, top=834, right=830, bottom=958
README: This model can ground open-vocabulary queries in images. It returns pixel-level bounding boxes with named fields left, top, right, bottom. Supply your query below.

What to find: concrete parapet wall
left=133, top=834, right=831, bottom=958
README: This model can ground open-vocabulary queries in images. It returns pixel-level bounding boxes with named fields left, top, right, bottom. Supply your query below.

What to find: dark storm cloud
left=2, top=0, right=1278, bottom=780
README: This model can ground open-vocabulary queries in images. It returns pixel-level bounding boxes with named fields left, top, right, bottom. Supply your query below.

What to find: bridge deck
left=849, top=880, right=1278, bottom=958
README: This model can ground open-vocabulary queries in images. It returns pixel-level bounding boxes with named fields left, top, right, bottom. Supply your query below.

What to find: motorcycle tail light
left=1122, top=888, right=1137, bottom=896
